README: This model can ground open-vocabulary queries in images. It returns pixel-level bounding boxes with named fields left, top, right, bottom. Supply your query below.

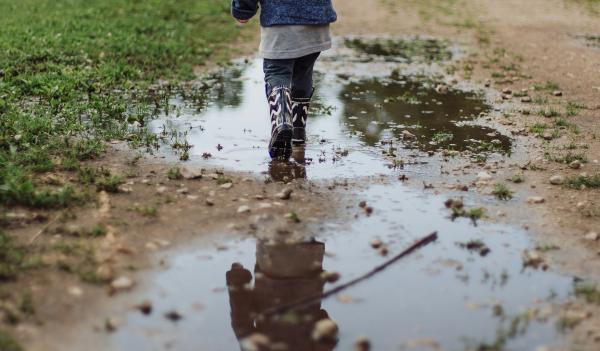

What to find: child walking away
left=231, top=0, right=337, bottom=159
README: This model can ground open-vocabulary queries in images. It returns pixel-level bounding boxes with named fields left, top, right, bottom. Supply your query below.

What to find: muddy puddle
left=110, top=185, right=575, bottom=351
left=141, top=37, right=509, bottom=182
left=96, top=37, right=582, bottom=350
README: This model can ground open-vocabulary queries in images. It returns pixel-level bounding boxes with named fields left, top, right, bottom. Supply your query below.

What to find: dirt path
left=330, top=0, right=600, bottom=348
left=6, top=1, right=600, bottom=350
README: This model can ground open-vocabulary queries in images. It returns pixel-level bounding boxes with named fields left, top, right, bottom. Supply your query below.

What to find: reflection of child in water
left=231, top=0, right=337, bottom=159
left=226, top=240, right=337, bottom=351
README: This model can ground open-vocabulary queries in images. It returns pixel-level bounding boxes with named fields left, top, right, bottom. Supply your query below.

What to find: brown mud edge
left=261, top=231, right=439, bottom=316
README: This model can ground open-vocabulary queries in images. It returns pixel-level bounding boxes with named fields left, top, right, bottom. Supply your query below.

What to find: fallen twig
left=28, top=207, right=70, bottom=245
left=260, top=231, right=438, bottom=317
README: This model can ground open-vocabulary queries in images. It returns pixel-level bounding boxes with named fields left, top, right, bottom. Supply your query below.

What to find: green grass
left=574, top=281, right=600, bottom=304
left=289, top=210, right=301, bottom=222
left=528, top=122, right=547, bottom=136
left=545, top=80, right=560, bottom=90
left=533, top=95, right=549, bottom=104
left=0, top=231, right=25, bottom=280
left=89, top=224, right=107, bottom=237
left=0, top=0, right=243, bottom=209
left=547, top=151, right=588, bottom=164
left=535, top=243, right=559, bottom=252
left=216, top=177, right=232, bottom=185
left=563, top=174, right=600, bottom=189
left=95, top=175, right=122, bottom=192
left=456, top=239, right=490, bottom=256
left=554, top=118, right=569, bottom=127
left=166, top=167, right=181, bottom=179
left=142, top=205, right=157, bottom=216
left=493, top=182, right=513, bottom=200
left=566, top=101, right=584, bottom=116
left=511, top=173, right=525, bottom=183
left=0, top=331, right=23, bottom=351
left=450, top=207, right=485, bottom=224
left=19, top=292, right=35, bottom=314
left=432, top=128, right=453, bottom=144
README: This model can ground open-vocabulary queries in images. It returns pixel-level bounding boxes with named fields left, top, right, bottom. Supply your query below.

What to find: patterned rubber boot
left=268, top=86, right=293, bottom=159
left=291, top=91, right=313, bottom=146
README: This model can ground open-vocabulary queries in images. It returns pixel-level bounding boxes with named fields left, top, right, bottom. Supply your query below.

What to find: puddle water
left=111, top=185, right=573, bottom=351
left=103, top=37, right=579, bottom=351
left=342, top=37, right=454, bottom=63
left=143, top=37, right=509, bottom=182
left=576, top=34, right=600, bottom=49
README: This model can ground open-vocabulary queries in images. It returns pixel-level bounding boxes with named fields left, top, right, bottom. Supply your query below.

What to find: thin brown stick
left=28, top=207, right=70, bottom=245
left=260, top=231, right=438, bottom=317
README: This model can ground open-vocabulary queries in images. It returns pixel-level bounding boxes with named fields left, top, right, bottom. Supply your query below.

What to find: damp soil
left=55, top=38, right=591, bottom=351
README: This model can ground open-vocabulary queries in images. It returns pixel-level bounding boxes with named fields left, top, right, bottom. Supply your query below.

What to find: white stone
left=240, top=333, right=270, bottom=351
left=525, top=197, right=545, bottom=204
left=221, top=183, right=233, bottom=189
left=277, top=188, right=293, bottom=200
left=67, top=286, right=83, bottom=297
left=237, top=205, right=251, bottom=213
left=585, top=232, right=599, bottom=241
left=111, top=276, right=134, bottom=290
left=402, top=130, right=416, bottom=140
left=549, top=175, right=565, bottom=185
left=180, top=165, right=203, bottom=179
left=312, top=319, right=339, bottom=342
left=476, top=172, right=493, bottom=181
left=570, top=160, right=581, bottom=169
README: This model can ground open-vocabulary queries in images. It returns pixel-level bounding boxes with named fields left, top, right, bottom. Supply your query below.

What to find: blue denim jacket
left=231, top=0, right=337, bottom=27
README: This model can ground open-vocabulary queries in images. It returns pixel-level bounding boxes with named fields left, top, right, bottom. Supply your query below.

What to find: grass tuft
left=511, top=173, right=525, bottom=183
left=451, top=207, right=485, bottom=224
left=167, top=167, right=182, bottom=180
left=493, top=182, right=513, bottom=200
left=563, top=174, right=600, bottom=189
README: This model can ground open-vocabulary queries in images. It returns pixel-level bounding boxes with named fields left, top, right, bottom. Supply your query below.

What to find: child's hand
left=237, top=19, right=249, bottom=23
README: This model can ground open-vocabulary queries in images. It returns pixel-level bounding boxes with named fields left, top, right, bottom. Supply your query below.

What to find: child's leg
left=289, top=52, right=320, bottom=146
left=263, top=58, right=295, bottom=97
left=290, top=52, right=320, bottom=98
left=263, top=59, right=295, bottom=159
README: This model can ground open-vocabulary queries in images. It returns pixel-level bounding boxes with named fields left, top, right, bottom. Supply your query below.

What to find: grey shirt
left=260, top=24, right=332, bottom=59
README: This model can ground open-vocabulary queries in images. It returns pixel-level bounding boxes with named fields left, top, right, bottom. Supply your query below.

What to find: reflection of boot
left=268, top=86, right=293, bottom=159
left=253, top=240, right=336, bottom=351
left=226, top=263, right=256, bottom=340
left=291, top=91, right=313, bottom=146
left=292, top=146, right=306, bottom=165
left=268, top=160, right=306, bottom=182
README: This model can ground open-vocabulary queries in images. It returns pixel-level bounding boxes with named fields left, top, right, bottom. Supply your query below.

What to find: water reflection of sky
left=148, top=55, right=510, bottom=182
left=112, top=184, right=573, bottom=351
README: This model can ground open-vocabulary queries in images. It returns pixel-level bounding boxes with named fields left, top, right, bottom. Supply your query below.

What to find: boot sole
left=269, top=127, right=293, bottom=159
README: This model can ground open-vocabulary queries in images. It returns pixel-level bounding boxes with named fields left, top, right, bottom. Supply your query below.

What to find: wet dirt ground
left=51, top=37, right=599, bottom=351
left=14, top=1, right=600, bottom=349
